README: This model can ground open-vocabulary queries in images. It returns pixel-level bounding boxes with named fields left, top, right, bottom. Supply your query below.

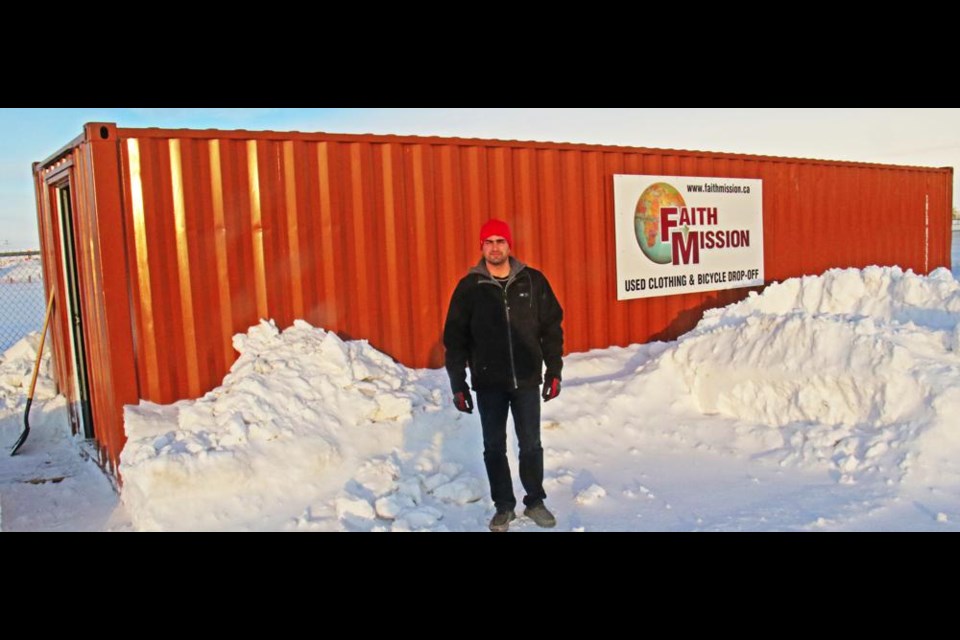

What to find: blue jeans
left=475, top=387, right=546, bottom=511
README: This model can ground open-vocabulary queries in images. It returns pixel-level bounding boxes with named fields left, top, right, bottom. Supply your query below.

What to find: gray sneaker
left=523, top=503, right=557, bottom=528
left=489, top=509, right=516, bottom=532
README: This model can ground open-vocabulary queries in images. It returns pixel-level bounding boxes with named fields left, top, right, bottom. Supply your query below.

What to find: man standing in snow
left=443, top=219, right=564, bottom=532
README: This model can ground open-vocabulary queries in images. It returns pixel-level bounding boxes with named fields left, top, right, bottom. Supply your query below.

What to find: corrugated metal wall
left=34, top=124, right=954, bottom=475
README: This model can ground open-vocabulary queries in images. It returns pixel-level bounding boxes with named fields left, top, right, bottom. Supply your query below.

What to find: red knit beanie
left=479, top=219, right=512, bottom=249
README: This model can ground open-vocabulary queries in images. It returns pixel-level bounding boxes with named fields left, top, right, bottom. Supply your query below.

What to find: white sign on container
left=614, top=175, right=764, bottom=300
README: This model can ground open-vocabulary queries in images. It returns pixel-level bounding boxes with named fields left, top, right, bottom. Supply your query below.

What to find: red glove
left=453, top=390, right=474, bottom=413
left=542, top=375, right=561, bottom=402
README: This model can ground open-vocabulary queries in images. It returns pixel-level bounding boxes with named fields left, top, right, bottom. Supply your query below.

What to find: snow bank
left=0, top=332, right=55, bottom=413
left=120, top=320, right=481, bottom=531
left=652, top=266, right=960, bottom=485
left=118, top=266, right=960, bottom=531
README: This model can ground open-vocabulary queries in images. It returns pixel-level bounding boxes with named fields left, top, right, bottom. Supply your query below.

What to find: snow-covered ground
left=3, top=260, right=960, bottom=531
left=0, top=334, right=122, bottom=530
left=0, top=254, right=43, bottom=282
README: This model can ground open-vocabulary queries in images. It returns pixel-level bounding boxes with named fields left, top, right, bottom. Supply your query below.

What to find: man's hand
left=453, top=390, right=474, bottom=413
left=542, top=375, right=561, bottom=402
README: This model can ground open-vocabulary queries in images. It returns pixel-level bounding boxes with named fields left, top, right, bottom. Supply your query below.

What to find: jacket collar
left=470, top=256, right=526, bottom=282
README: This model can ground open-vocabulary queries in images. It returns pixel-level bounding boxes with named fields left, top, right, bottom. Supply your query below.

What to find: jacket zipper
left=481, top=277, right=519, bottom=389
left=502, top=284, right=519, bottom=389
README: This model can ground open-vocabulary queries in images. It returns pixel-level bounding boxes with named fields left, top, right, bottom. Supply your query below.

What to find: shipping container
left=33, top=123, right=954, bottom=476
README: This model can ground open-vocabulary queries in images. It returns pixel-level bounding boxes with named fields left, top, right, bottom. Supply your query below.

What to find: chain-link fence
left=0, top=251, right=45, bottom=353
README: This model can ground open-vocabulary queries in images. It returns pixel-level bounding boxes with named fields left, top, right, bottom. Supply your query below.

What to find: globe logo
left=634, top=182, right=685, bottom=264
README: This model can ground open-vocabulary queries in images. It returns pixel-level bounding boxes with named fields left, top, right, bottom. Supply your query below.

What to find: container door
left=55, top=181, right=94, bottom=439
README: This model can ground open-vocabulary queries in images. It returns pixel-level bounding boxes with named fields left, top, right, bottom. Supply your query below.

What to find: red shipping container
left=34, top=123, right=954, bottom=476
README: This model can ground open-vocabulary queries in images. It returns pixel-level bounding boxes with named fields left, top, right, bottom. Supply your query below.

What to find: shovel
left=10, top=288, right=55, bottom=456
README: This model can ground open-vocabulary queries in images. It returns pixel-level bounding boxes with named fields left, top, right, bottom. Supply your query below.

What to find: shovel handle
left=25, top=288, right=56, bottom=402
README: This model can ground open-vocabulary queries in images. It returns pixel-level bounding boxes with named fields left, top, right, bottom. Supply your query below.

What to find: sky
left=5, top=262, right=960, bottom=531
left=1, top=107, right=958, bottom=251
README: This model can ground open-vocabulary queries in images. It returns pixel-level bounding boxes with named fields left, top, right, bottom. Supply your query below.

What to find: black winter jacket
left=443, top=257, right=564, bottom=392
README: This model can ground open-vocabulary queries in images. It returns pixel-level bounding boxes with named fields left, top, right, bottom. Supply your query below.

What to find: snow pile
left=653, top=266, right=960, bottom=485
left=121, top=319, right=487, bottom=531
left=115, top=266, right=960, bottom=531
left=0, top=332, right=56, bottom=413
